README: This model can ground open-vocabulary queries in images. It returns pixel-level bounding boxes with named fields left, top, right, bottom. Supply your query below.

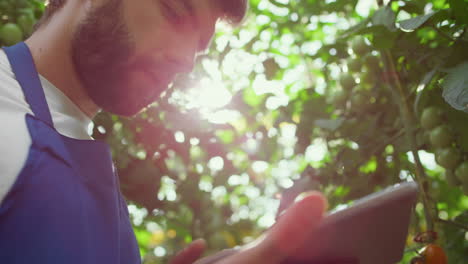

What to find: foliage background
left=1, top=0, right=468, bottom=263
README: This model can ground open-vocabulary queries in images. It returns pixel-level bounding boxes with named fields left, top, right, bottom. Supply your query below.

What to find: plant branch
left=436, top=218, right=468, bottom=231
left=381, top=50, right=435, bottom=231
left=431, top=26, right=456, bottom=42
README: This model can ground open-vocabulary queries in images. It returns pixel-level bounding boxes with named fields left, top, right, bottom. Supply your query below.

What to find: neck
left=25, top=4, right=99, bottom=118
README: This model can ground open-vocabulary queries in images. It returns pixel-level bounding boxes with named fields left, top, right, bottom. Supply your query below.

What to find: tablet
left=196, top=182, right=419, bottom=264
left=284, top=181, right=419, bottom=264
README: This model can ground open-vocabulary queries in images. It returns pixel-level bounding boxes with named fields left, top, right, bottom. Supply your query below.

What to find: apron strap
left=3, top=42, right=54, bottom=127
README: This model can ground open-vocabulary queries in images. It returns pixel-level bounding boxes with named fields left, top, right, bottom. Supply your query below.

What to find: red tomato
left=423, top=244, right=448, bottom=264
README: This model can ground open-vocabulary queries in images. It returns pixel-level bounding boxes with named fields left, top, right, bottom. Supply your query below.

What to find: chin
left=83, top=66, right=170, bottom=117
left=102, top=104, right=146, bottom=117
left=96, top=95, right=157, bottom=117
left=94, top=86, right=166, bottom=117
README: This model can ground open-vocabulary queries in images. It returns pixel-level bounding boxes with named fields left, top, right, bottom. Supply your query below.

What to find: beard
left=71, top=0, right=169, bottom=116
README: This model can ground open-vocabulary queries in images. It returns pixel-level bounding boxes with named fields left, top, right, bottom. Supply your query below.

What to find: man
left=0, top=0, right=327, bottom=263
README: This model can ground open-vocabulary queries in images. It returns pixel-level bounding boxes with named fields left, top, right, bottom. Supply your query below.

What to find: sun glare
left=182, top=76, right=241, bottom=124
left=186, top=77, right=232, bottom=110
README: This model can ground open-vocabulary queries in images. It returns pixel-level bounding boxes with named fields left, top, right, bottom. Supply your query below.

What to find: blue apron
left=0, top=42, right=141, bottom=264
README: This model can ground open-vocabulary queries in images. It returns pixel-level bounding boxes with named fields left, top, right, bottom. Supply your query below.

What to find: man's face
left=72, top=0, right=219, bottom=116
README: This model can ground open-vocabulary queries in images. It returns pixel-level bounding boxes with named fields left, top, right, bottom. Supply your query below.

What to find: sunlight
left=206, top=109, right=241, bottom=124
left=305, top=139, right=328, bottom=162
left=208, top=156, right=225, bottom=172
left=407, top=150, right=438, bottom=170
left=356, top=0, right=377, bottom=17
left=182, top=76, right=240, bottom=124
left=186, top=77, right=232, bottom=110
left=182, top=72, right=245, bottom=124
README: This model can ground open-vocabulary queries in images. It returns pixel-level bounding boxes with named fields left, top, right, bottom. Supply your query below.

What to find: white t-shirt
left=0, top=49, right=92, bottom=204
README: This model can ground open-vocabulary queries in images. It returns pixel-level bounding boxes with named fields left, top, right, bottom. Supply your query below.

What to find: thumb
left=218, top=192, right=327, bottom=264
left=258, top=192, right=327, bottom=262
left=170, top=239, right=206, bottom=264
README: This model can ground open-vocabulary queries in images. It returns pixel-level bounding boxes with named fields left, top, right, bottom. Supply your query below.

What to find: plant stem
left=381, top=50, right=435, bottom=231
left=437, top=218, right=468, bottom=231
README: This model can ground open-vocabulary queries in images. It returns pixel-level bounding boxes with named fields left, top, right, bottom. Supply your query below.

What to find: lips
left=135, top=61, right=172, bottom=83
left=130, top=55, right=188, bottom=89
left=143, top=69, right=174, bottom=86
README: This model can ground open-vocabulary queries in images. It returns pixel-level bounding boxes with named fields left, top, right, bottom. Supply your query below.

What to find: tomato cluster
left=420, top=106, right=468, bottom=195
left=329, top=37, right=387, bottom=114
left=0, top=0, right=42, bottom=47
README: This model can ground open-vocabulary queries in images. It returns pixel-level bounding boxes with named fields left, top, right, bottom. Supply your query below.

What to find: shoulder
left=0, top=50, right=32, bottom=204
left=0, top=112, right=32, bottom=204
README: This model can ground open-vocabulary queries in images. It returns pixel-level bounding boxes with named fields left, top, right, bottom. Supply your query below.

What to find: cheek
left=118, top=70, right=154, bottom=104
left=127, top=71, right=149, bottom=89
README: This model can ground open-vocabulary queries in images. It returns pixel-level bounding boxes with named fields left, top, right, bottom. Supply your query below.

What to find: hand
left=170, top=239, right=206, bottom=264
left=196, top=192, right=328, bottom=264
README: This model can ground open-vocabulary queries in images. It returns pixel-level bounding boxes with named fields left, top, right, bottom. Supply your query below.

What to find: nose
left=165, top=34, right=198, bottom=74
left=170, top=52, right=196, bottom=74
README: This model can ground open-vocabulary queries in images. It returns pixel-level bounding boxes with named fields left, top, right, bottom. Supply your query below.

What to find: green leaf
left=314, top=118, right=345, bottom=131
left=359, top=156, right=377, bottom=173
left=216, top=130, right=235, bottom=144
left=334, top=186, right=350, bottom=197
left=398, top=12, right=437, bottom=32
left=448, top=0, right=468, bottom=25
left=135, top=229, right=151, bottom=247
left=442, top=61, right=468, bottom=113
left=413, top=69, right=438, bottom=114
left=243, top=87, right=264, bottom=107
left=339, top=17, right=371, bottom=39
left=372, top=26, right=398, bottom=49
left=372, top=6, right=397, bottom=32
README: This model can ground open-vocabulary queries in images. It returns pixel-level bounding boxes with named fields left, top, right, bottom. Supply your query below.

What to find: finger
left=193, top=249, right=239, bottom=264
left=217, top=193, right=327, bottom=264
left=281, top=257, right=359, bottom=264
left=170, top=239, right=206, bottom=264
left=260, top=192, right=327, bottom=261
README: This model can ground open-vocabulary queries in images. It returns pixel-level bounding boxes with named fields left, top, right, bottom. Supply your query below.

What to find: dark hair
left=217, top=0, right=249, bottom=25
left=35, top=0, right=248, bottom=30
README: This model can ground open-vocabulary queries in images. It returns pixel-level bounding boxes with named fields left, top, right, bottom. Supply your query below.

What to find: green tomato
left=16, top=0, right=30, bottom=8
left=339, top=74, right=356, bottom=90
left=351, top=38, right=370, bottom=56
left=17, top=14, right=35, bottom=36
left=421, top=107, right=443, bottom=130
left=444, top=169, right=461, bottom=186
left=436, top=148, right=461, bottom=170
left=351, top=90, right=369, bottom=108
left=329, top=89, right=348, bottom=107
left=347, top=57, right=361, bottom=73
left=364, top=55, right=380, bottom=70
left=423, top=131, right=431, bottom=145
left=351, top=93, right=367, bottom=109
left=0, top=23, right=23, bottom=46
left=455, top=161, right=468, bottom=183
left=462, top=181, right=468, bottom=196
left=0, top=2, right=9, bottom=11
left=360, top=71, right=378, bottom=87
left=429, top=125, right=453, bottom=148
